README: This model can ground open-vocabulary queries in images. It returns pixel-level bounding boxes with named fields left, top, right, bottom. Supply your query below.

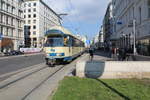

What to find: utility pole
left=58, top=13, right=68, bottom=26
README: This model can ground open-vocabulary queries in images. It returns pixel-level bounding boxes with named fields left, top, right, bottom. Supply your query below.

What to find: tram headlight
left=57, top=53, right=62, bottom=56
left=46, top=53, right=49, bottom=56
left=57, top=53, right=65, bottom=56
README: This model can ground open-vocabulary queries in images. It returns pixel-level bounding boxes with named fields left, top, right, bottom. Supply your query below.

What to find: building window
left=33, top=14, right=36, bottom=18
left=28, top=3, right=31, bottom=7
left=33, top=31, right=36, bottom=35
left=28, top=26, right=31, bottom=29
left=0, top=27, right=3, bottom=35
left=28, top=14, right=31, bottom=18
left=33, top=3, right=36, bottom=6
left=33, top=19, right=36, bottom=23
left=139, top=7, right=142, bottom=24
left=28, top=32, right=31, bottom=35
left=28, top=20, right=31, bottom=24
left=33, top=25, right=36, bottom=29
left=24, top=9, right=26, bottom=13
left=24, top=15, right=26, bottom=18
left=28, top=9, right=31, bottom=12
left=6, top=28, right=8, bottom=36
left=33, top=8, right=36, bottom=12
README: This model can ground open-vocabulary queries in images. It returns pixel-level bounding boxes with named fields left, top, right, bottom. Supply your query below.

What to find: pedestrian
left=122, top=48, right=127, bottom=61
left=118, top=48, right=123, bottom=61
left=111, top=48, right=115, bottom=58
left=89, top=48, right=94, bottom=61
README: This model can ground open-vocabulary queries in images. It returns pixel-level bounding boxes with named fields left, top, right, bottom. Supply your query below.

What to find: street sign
left=86, top=40, right=91, bottom=45
left=117, top=21, right=123, bottom=25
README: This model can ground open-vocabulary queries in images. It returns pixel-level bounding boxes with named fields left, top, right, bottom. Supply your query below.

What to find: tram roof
left=45, top=26, right=78, bottom=38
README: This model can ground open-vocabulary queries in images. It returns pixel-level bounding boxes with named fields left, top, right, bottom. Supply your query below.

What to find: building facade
left=0, top=0, right=24, bottom=53
left=103, top=2, right=113, bottom=50
left=112, top=0, right=150, bottom=56
left=23, top=0, right=61, bottom=48
left=98, top=25, right=104, bottom=48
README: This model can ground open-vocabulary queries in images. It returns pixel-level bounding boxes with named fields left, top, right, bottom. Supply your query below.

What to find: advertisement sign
left=20, top=48, right=42, bottom=53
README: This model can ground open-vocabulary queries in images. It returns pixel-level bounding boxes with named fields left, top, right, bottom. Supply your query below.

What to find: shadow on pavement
left=96, top=79, right=131, bottom=100
left=84, top=61, right=105, bottom=78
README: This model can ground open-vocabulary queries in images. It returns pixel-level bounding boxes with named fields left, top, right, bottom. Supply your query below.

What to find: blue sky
left=44, top=0, right=111, bottom=40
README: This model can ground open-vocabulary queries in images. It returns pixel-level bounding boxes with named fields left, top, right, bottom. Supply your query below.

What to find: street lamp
left=58, top=13, right=68, bottom=17
left=57, top=13, right=68, bottom=26
left=133, top=19, right=137, bottom=55
left=128, top=19, right=137, bottom=55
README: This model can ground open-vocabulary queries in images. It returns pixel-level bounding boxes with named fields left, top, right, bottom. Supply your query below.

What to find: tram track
left=22, top=65, right=65, bottom=100
left=0, top=63, right=66, bottom=100
left=0, top=63, right=47, bottom=89
left=0, top=54, right=88, bottom=100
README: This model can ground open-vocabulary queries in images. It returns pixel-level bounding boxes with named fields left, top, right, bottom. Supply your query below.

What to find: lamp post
left=58, top=13, right=68, bottom=26
left=128, top=19, right=137, bottom=55
left=133, top=19, right=137, bottom=55
left=58, top=13, right=68, bottom=16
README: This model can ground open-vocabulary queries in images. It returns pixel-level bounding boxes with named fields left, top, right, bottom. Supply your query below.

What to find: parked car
left=4, top=50, right=24, bottom=56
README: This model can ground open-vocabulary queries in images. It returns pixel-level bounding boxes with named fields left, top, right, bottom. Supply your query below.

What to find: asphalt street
left=0, top=54, right=45, bottom=76
left=0, top=54, right=89, bottom=100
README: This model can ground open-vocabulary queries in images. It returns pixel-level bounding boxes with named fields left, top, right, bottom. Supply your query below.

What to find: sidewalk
left=131, top=54, right=150, bottom=61
left=92, top=50, right=113, bottom=61
left=76, top=50, right=150, bottom=79
left=111, top=53, right=150, bottom=61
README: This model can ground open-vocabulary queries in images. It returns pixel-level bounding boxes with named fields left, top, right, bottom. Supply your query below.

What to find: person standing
left=118, top=48, right=123, bottom=61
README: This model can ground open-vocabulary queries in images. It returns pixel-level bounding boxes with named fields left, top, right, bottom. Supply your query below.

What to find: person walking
left=89, top=48, right=94, bottom=61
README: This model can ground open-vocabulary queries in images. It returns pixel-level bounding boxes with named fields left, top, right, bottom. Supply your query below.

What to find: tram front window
left=45, top=38, right=63, bottom=47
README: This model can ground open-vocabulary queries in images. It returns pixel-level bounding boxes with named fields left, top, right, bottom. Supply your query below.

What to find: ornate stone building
left=0, top=0, right=24, bottom=53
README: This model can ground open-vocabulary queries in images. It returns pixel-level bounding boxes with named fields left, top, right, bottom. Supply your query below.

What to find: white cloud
left=43, top=0, right=111, bottom=22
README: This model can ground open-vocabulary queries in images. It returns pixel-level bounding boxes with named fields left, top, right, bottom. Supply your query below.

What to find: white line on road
left=0, top=52, right=44, bottom=60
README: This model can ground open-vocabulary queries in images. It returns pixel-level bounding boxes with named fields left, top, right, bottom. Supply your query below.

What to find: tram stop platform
left=76, top=50, right=150, bottom=79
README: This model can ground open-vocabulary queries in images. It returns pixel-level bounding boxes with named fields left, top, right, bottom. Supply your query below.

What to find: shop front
left=0, top=38, right=14, bottom=53
left=137, top=37, right=150, bottom=56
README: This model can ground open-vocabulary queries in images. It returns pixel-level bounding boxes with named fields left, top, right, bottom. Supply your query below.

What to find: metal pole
left=133, top=19, right=137, bottom=55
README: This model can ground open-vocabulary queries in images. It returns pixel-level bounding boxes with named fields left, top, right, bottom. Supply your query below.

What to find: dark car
left=9, top=50, right=24, bottom=55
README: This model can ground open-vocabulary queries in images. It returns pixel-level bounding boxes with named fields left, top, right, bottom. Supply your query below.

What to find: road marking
left=0, top=53, right=44, bottom=60
left=0, top=63, right=45, bottom=80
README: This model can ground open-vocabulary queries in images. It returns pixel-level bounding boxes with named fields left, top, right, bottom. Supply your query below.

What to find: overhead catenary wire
left=67, top=0, right=88, bottom=37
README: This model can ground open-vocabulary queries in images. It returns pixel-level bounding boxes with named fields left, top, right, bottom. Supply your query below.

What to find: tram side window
left=72, top=38, right=80, bottom=47
left=64, top=37, right=68, bottom=46
left=68, top=37, right=72, bottom=46
left=64, top=36, right=72, bottom=47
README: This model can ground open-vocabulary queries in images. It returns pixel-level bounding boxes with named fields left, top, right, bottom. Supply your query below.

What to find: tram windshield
left=45, top=37, right=63, bottom=47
